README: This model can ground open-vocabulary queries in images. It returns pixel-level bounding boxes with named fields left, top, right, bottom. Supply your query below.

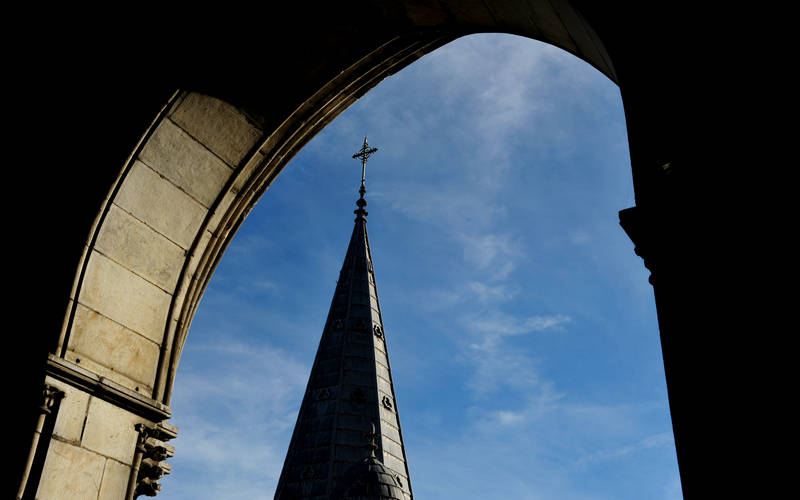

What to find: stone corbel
left=126, top=422, right=178, bottom=499
left=619, top=203, right=681, bottom=287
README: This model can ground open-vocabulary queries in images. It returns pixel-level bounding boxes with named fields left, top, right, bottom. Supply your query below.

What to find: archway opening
left=165, top=34, right=680, bottom=500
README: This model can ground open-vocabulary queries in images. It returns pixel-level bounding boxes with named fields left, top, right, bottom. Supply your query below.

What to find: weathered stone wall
left=33, top=93, right=264, bottom=498
left=37, top=376, right=148, bottom=500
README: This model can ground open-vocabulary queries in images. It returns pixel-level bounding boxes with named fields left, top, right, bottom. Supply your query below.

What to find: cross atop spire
left=351, top=137, right=378, bottom=219
left=352, top=136, right=378, bottom=204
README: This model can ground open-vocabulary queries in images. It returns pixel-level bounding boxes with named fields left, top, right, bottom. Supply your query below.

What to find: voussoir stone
left=95, top=204, right=186, bottom=292
left=169, top=92, right=263, bottom=168
left=115, top=160, right=208, bottom=249
left=69, top=303, right=160, bottom=389
left=78, top=251, right=171, bottom=344
left=139, top=118, right=233, bottom=208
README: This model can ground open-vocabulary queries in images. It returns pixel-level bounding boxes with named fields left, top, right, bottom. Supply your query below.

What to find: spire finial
left=352, top=136, right=378, bottom=218
left=364, top=422, right=380, bottom=458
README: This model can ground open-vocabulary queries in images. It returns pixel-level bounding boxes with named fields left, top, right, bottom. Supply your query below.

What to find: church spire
left=274, top=138, right=413, bottom=500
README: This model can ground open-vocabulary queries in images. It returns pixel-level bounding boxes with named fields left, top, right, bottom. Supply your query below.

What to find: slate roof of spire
left=274, top=140, right=413, bottom=500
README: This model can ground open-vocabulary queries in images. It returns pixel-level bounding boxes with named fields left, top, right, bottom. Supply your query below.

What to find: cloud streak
left=166, top=339, right=309, bottom=500
left=461, top=313, right=571, bottom=396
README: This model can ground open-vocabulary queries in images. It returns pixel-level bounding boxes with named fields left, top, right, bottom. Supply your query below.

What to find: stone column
left=16, top=384, right=63, bottom=500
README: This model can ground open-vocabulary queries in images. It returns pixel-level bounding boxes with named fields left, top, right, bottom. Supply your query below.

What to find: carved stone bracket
left=40, top=384, right=64, bottom=414
left=373, top=324, right=383, bottom=339
left=619, top=205, right=670, bottom=286
left=128, top=423, right=177, bottom=499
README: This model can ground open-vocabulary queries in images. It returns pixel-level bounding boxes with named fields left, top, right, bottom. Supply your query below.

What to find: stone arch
left=60, top=12, right=615, bottom=412
left=14, top=2, right=720, bottom=499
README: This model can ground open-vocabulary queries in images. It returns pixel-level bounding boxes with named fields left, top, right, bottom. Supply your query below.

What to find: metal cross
left=352, top=136, right=378, bottom=190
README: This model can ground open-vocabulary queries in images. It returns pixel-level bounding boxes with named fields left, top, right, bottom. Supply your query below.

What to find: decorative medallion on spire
left=273, top=138, right=413, bottom=500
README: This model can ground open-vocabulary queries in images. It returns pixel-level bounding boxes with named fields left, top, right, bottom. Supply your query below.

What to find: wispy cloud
left=409, top=394, right=678, bottom=500
left=468, top=312, right=571, bottom=339
left=166, top=338, right=309, bottom=500
left=575, top=432, right=674, bottom=467
left=380, top=181, right=508, bottom=230
left=459, top=232, right=522, bottom=277
left=468, top=281, right=520, bottom=303
left=461, top=313, right=571, bottom=396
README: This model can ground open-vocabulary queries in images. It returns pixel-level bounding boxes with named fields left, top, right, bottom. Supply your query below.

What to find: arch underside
left=16, top=1, right=725, bottom=498
left=57, top=0, right=616, bottom=411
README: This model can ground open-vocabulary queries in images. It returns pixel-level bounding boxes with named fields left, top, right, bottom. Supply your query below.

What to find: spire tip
left=352, top=136, right=378, bottom=219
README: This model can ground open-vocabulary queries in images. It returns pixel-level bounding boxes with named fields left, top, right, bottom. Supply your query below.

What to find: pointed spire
left=273, top=138, right=413, bottom=500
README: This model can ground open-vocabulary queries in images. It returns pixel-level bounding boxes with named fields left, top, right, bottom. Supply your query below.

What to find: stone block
left=337, top=413, right=372, bottom=432
left=68, top=303, right=160, bottom=390
left=380, top=435, right=403, bottom=460
left=349, top=304, right=370, bottom=318
left=380, top=405, right=398, bottom=427
left=78, top=251, right=170, bottom=344
left=205, top=148, right=266, bottom=234
left=169, top=92, right=263, bottom=168
left=343, top=342, right=373, bottom=359
left=374, top=347, right=388, bottom=366
left=375, top=362, right=390, bottom=382
left=45, top=376, right=90, bottom=443
left=36, top=439, right=105, bottom=500
left=96, top=204, right=186, bottom=292
left=98, top=458, right=133, bottom=500
left=376, top=376, right=392, bottom=397
left=382, top=452, right=406, bottom=478
left=140, top=118, right=234, bottom=208
left=350, top=291, right=371, bottom=306
left=347, top=331, right=371, bottom=346
left=334, top=428, right=366, bottom=447
left=81, top=396, right=142, bottom=464
left=115, top=160, right=207, bottom=249
left=344, top=357, right=371, bottom=372
left=334, top=444, right=364, bottom=461
left=380, top=422, right=401, bottom=444
left=343, top=369, right=374, bottom=386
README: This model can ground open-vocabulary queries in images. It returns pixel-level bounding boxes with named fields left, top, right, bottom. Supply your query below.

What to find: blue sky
left=162, top=34, right=681, bottom=500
